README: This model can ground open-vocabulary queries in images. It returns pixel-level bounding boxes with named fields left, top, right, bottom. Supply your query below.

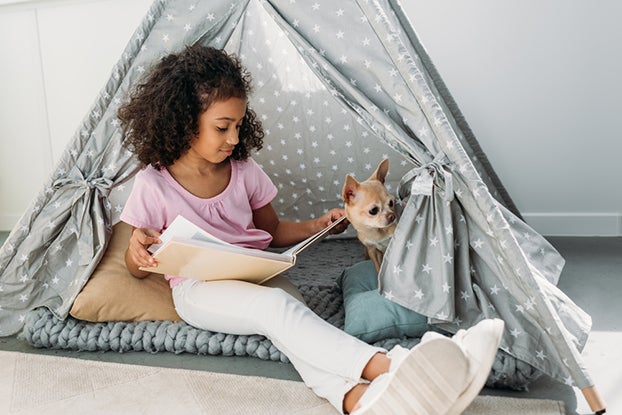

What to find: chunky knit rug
left=19, top=239, right=541, bottom=390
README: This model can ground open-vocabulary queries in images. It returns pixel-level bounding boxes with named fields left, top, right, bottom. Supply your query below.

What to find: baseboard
left=523, top=213, right=622, bottom=237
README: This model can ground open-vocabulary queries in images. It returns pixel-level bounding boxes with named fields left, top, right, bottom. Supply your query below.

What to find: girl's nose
left=227, top=131, right=239, bottom=145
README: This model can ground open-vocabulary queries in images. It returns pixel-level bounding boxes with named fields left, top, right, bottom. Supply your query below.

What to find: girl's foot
left=352, top=337, right=470, bottom=415
left=421, top=318, right=505, bottom=414
left=446, top=319, right=505, bottom=415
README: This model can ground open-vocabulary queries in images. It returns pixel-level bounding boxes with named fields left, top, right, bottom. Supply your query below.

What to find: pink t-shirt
left=120, top=158, right=278, bottom=287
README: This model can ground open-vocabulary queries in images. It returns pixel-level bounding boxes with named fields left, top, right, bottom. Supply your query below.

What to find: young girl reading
left=118, top=44, right=503, bottom=415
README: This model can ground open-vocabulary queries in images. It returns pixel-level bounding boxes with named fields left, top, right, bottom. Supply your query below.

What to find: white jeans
left=172, top=278, right=383, bottom=412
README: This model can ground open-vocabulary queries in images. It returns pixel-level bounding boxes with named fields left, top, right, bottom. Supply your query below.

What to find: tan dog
left=342, top=159, right=397, bottom=272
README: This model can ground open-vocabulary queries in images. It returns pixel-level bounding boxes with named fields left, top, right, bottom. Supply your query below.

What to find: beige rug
left=0, top=351, right=565, bottom=414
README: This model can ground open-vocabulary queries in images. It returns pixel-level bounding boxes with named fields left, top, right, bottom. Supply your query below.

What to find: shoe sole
left=362, top=338, right=469, bottom=415
left=446, top=319, right=505, bottom=415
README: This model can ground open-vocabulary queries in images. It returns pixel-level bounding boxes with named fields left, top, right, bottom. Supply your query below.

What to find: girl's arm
left=124, top=226, right=162, bottom=278
left=253, top=203, right=348, bottom=248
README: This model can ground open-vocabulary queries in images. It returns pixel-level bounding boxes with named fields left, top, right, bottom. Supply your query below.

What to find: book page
left=281, top=215, right=346, bottom=257
left=166, top=236, right=291, bottom=263
left=141, top=214, right=346, bottom=283
left=143, top=239, right=293, bottom=283
left=148, top=215, right=228, bottom=254
left=147, top=214, right=345, bottom=270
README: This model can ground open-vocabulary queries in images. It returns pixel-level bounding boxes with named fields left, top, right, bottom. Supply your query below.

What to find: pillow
left=339, top=260, right=429, bottom=343
left=70, top=222, right=182, bottom=322
left=70, top=221, right=306, bottom=322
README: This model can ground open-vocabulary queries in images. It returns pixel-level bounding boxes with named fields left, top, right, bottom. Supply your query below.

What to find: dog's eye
left=369, top=207, right=379, bottom=216
left=388, top=199, right=394, bottom=208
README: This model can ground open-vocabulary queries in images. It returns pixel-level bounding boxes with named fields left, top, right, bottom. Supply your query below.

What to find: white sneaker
left=352, top=337, right=470, bottom=415
left=445, top=318, right=505, bottom=415
left=386, top=344, right=410, bottom=372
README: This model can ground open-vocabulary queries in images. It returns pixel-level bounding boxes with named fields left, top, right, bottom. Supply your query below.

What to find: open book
left=139, top=214, right=346, bottom=284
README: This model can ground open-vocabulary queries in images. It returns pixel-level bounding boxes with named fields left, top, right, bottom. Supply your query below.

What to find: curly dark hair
left=118, top=45, right=264, bottom=168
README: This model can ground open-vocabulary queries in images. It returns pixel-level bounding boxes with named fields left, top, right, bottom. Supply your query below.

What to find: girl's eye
left=217, top=127, right=227, bottom=132
left=369, top=207, right=379, bottom=216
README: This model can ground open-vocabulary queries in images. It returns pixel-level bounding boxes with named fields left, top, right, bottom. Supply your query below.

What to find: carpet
left=0, top=351, right=565, bottom=415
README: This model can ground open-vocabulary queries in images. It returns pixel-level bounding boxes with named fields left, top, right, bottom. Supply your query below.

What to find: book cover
left=140, top=215, right=345, bottom=284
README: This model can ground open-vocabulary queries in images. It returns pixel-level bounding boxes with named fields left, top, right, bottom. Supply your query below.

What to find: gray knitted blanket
left=19, top=239, right=541, bottom=390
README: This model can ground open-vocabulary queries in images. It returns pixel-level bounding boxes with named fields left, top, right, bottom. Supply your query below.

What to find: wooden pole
left=582, top=385, right=606, bottom=414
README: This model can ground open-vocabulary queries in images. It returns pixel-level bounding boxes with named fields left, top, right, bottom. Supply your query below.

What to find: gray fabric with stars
left=0, top=0, right=591, bottom=391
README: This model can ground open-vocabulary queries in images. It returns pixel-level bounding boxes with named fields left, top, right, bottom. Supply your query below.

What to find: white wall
left=0, top=0, right=152, bottom=230
left=401, top=1, right=622, bottom=236
left=1, top=0, right=620, bottom=236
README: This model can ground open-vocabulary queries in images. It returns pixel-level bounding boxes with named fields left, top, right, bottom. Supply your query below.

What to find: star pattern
left=230, top=2, right=414, bottom=223
left=0, top=0, right=591, bottom=392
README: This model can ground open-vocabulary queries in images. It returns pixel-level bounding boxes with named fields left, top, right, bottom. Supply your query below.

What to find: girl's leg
left=172, top=279, right=383, bottom=412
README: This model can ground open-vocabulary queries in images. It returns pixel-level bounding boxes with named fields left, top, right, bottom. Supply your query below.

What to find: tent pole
left=582, top=385, right=606, bottom=414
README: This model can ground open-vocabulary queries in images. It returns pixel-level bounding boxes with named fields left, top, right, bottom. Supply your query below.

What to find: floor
left=0, top=231, right=620, bottom=415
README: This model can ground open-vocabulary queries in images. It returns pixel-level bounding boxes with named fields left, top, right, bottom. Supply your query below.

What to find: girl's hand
left=319, top=208, right=349, bottom=235
left=127, top=227, right=161, bottom=269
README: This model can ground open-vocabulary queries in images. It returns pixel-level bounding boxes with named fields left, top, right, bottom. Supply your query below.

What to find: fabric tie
left=52, top=171, right=113, bottom=197
left=398, top=153, right=454, bottom=202
left=51, top=168, right=113, bottom=265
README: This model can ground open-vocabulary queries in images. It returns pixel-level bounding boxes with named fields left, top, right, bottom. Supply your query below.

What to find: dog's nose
left=387, top=213, right=396, bottom=223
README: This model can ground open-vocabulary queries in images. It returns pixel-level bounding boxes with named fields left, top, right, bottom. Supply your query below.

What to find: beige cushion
left=70, top=222, right=181, bottom=322
left=70, top=221, right=306, bottom=322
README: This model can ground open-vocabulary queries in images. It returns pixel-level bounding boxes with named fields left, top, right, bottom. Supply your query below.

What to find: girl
left=118, top=44, right=502, bottom=415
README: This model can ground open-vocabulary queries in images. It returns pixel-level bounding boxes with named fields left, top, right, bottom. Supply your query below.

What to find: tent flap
left=0, top=0, right=592, bottom=390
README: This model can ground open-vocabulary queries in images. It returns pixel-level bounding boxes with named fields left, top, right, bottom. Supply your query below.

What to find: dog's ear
left=370, top=159, right=390, bottom=183
left=342, top=175, right=360, bottom=203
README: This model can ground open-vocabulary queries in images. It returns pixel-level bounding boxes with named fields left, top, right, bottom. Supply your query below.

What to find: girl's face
left=189, top=97, right=247, bottom=164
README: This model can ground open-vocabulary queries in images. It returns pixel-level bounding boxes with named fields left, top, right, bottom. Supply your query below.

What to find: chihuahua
left=342, top=159, right=397, bottom=272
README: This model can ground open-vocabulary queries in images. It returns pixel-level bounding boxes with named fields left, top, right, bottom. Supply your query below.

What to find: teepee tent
left=0, top=0, right=604, bottom=411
